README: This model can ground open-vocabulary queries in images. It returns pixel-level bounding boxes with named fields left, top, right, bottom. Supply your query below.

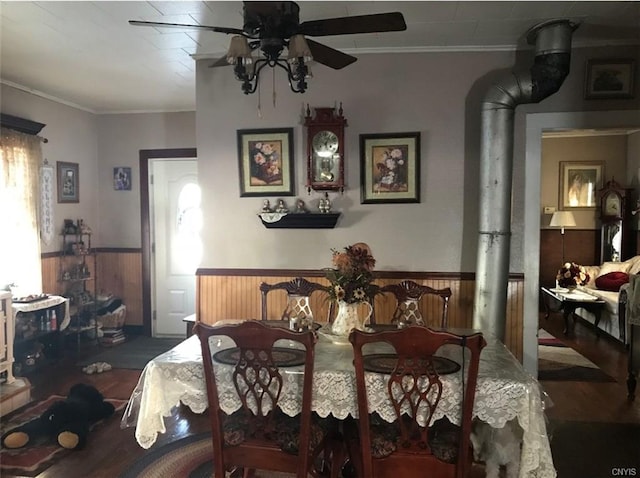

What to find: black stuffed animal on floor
left=1, top=383, right=115, bottom=450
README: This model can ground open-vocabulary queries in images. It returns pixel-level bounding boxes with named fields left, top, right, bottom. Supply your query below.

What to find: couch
left=575, top=255, right=640, bottom=344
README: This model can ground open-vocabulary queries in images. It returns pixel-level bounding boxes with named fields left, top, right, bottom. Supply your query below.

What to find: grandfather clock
left=599, top=178, right=634, bottom=262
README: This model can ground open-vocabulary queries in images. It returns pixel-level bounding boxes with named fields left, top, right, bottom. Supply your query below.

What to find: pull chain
left=257, top=78, right=262, bottom=118
left=272, top=67, right=277, bottom=108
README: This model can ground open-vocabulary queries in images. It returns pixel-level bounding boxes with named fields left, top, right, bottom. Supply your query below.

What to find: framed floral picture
left=237, top=128, right=294, bottom=197
left=559, top=161, right=604, bottom=209
left=57, top=161, right=79, bottom=203
left=360, top=132, right=420, bottom=204
left=584, top=59, right=635, bottom=99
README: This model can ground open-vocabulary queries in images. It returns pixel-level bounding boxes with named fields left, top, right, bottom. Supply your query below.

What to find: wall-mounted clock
left=305, top=104, right=347, bottom=193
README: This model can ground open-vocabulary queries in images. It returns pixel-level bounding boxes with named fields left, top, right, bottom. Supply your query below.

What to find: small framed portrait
left=360, top=132, right=420, bottom=204
left=559, top=161, right=604, bottom=209
left=113, top=167, right=132, bottom=191
left=584, top=59, right=635, bottom=99
left=237, top=128, right=294, bottom=197
left=56, top=161, right=79, bottom=203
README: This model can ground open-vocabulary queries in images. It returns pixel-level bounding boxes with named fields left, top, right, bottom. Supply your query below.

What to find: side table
left=541, top=287, right=606, bottom=336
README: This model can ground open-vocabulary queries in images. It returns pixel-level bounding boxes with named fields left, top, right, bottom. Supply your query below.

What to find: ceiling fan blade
left=299, top=12, right=406, bottom=37
left=306, top=39, right=357, bottom=70
left=128, top=20, right=245, bottom=36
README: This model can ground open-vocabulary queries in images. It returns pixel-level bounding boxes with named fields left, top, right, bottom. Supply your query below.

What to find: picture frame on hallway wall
left=584, top=59, right=635, bottom=99
left=113, top=167, right=132, bottom=191
left=56, top=161, right=79, bottom=203
left=359, top=132, right=420, bottom=204
left=559, top=161, right=604, bottom=209
left=237, top=128, right=295, bottom=197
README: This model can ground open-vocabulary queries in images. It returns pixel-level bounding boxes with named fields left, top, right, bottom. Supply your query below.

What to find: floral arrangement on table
left=556, top=262, right=590, bottom=289
left=325, top=242, right=377, bottom=304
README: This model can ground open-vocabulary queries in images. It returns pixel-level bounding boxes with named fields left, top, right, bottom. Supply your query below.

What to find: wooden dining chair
left=346, top=326, right=486, bottom=478
left=260, top=277, right=333, bottom=324
left=380, top=280, right=452, bottom=327
left=195, top=320, right=332, bottom=478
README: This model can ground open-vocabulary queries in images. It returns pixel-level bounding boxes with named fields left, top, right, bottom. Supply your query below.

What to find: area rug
left=538, top=345, right=616, bottom=382
left=538, top=328, right=567, bottom=347
left=549, top=420, right=640, bottom=478
left=0, top=394, right=127, bottom=476
left=120, top=432, right=296, bottom=478
left=76, top=335, right=183, bottom=370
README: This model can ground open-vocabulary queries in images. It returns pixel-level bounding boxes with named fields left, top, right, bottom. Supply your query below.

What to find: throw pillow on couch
left=595, top=271, right=630, bottom=292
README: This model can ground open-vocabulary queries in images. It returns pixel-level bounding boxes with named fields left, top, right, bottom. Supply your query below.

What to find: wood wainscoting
left=41, top=249, right=143, bottom=327
left=196, top=269, right=525, bottom=361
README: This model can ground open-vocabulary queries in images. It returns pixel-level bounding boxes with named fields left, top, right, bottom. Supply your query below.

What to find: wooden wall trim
left=42, top=247, right=142, bottom=258
left=196, top=268, right=524, bottom=281
left=95, top=247, right=142, bottom=253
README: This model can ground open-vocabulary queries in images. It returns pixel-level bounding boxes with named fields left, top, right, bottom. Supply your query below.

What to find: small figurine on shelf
left=275, top=199, right=289, bottom=214
left=319, top=192, right=332, bottom=214
left=318, top=197, right=326, bottom=213
left=261, top=199, right=272, bottom=213
left=295, top=199, right=309, bottom=214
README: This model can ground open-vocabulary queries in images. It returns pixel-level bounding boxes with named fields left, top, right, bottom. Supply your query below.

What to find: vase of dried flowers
left=325, top=242, right=377, bottom=336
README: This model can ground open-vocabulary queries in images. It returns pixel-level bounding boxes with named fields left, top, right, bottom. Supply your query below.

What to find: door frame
left=524, top=110, right=639, bottom=374
left=139, top=148, right=197, bottom=336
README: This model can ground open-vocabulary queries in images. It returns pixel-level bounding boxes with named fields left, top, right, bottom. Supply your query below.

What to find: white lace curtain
left=0, top=127, right=43, bottom=295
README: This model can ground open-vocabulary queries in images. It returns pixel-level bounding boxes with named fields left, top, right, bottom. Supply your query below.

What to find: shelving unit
left=59, top=221, right=99, bottom=350
left=12, top=296, right=66, bottom=376
left=258, top=212, right=341, bottom=229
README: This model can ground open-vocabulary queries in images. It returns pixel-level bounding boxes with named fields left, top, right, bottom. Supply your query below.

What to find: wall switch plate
left=544, top=206, right=556, bottom=214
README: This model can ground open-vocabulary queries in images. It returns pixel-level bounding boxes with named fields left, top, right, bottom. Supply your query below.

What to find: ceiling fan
left=130, top=1, right=407, bottom=93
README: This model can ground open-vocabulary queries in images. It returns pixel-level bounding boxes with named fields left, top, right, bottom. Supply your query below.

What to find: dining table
left=122, top=323, right=556, bottom=478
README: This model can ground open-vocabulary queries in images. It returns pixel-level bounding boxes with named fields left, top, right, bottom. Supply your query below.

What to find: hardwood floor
left=539, top=313, right=640, bottom=424
left=2, top=318, right=638, bottom=478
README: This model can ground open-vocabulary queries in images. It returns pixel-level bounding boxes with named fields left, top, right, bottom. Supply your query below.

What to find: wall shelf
left=258, top=213, right=340, bottom=229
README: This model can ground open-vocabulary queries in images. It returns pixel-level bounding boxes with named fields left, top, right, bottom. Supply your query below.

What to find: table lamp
left=550, top=210, right=576, bottom=265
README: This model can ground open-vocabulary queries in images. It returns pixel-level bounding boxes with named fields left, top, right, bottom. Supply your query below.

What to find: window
left=0, top=128, right=43, bottom=295
left=174, top=182, right=202, bottom=274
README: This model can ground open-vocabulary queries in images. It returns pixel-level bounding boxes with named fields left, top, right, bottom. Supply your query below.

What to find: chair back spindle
left=260, top=277, right=333, bottom=324
left=195, top=320, right=318, bottom=478
left=348, top=327, right=485, bottom=478
left=380, top=280, right=452, bottom=327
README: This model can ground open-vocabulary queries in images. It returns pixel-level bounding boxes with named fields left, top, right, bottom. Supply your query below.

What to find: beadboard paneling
left=41, top=250, right=142, bottom=326
left=97, top=252, right=143, bottom=326
left=196, top=270, right=524, bottom=361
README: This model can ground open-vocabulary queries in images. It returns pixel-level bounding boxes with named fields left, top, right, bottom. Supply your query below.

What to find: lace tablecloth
left=122, top=332, right=555, bottom=478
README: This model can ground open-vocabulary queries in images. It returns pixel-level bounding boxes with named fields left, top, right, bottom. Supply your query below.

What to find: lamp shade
left=226, top=36, right=253, bottom=65
left=550, top=211, right=576, bottom=227
left=287, top=35, right=312, bottom=62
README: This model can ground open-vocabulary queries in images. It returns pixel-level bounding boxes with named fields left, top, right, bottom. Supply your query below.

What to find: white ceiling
left=1, top=1, right=638, bottom=114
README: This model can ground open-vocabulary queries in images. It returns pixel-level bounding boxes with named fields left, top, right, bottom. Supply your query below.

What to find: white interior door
left=150, top=159, right=200, bottom=337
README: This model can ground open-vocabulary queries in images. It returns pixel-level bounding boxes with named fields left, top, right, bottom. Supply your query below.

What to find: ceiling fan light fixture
left=287, top=35, right=312, bottom=63
left=226, top=35, right=253, bottom=65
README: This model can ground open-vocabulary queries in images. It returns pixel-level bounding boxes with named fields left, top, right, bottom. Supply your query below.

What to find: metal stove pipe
left=473, top=20, right=578, bottom=340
